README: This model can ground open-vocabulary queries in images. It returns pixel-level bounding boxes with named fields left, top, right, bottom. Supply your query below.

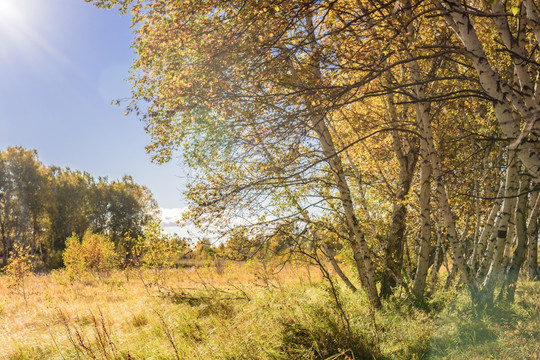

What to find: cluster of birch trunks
left=87, top=0, right=540, bottom=310
left=315, top=0, right=540, bottom=309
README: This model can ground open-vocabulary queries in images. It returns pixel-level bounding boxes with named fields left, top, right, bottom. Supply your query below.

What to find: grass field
left=1, top=261, right=539, bottom=359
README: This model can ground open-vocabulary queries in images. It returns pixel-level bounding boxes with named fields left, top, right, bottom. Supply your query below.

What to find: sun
left=0, top=0, right=56, bottom=47
left=0, top=0, right=70, bottom=69
left=0, top=0, right=32, bottom=50
left=0, top=1, right=23, bottom=30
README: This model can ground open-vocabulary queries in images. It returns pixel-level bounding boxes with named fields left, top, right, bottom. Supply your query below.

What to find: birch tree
left=86, top=0, right=540, bottom=309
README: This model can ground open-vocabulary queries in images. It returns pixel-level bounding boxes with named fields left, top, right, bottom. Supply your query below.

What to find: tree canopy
left=0, top=146, right=159, bottom=269
left=87, top=0, right=540, bottom=309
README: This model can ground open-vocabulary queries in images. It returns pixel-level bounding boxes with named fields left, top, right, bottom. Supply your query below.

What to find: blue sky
left=0, top=0, right=188, bottom=232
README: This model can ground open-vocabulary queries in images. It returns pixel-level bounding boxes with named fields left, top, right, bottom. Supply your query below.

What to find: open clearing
left=1, top=262, right=539, bottom=359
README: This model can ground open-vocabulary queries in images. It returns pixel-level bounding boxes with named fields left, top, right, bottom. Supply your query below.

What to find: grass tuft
left=1, top=264, right=538, bottom=359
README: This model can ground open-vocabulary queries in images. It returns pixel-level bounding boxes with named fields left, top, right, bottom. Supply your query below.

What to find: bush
left=63, top=236, right=86, bottom=280
left=279, top=299, right=377, bottom=359
left=63, top=231, right=119, bottom=280
left=4, top=244, right=34, bottom=302
left=131, top=222, right=185, bottom=287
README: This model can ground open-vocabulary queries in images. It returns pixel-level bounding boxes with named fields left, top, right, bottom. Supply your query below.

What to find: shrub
left=132, top=222, right=184, bottom=287
left=4, top=244, right=34, bottom=302
left=63, top=231, right=119, bottom=280
left=279, top=301, right=377, bottom=359
left=82, top=232, right=118, bottom=273
left=63, top=235, right=86, bottom=280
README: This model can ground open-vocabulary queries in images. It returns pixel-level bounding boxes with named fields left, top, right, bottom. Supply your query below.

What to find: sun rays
left=0, top=0, right=73, bottom=72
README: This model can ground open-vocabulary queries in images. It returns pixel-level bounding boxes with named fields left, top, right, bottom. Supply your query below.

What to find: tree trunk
left=501, top=175, right=531, bottom=301
left=380, top=92, right=418, bottom=297
left=528, top=190, right=539, bottom=280
left=477, top=159, right=520, bottom=309
left=322, top=242, right=358, bottom=293
left=412, top=123, right=433, bottom=298
left=413, top=62, right=475, bottom=297
left=311, top=114, right=380, bottom=307
left=400, top=10, right=475, bottom=296
left=484, top=158, right=519, bottom=283
left=438, top=0, right=540, bottom=180
left=429, top=227, right=446, bottom=294
left=305, top=14, right=380, bottom=308
left=472, top=184, right=503, bottom=273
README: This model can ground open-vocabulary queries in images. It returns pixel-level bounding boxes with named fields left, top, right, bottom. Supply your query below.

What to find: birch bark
left=380, top=90, right=419, bottom=297
left=527, top=190, right=539, bottom=279
left=305, top=15, right=380, bottom=308
left=437, top=0, right=540, bottom=180
left=472, top=184, right=503, bottom=272
left=484, top=158, right=519, bottom=283
left=406, top=29, right=475, bottom=293
left=413, top=140, right=433, bottom=298
left=501, top=175, right=531, bottom=301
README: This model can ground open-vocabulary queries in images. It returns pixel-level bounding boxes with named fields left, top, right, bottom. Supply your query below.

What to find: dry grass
left=0, top=260, right=322, bottom=359
left=1, top=261, right=539, bottom=360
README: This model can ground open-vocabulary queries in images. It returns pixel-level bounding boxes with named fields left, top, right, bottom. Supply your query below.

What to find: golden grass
left=1, top=261, right=539, bottom=360
left=0, top=261, right=322, bottom=359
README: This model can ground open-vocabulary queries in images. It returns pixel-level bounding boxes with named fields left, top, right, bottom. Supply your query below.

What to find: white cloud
left=159, top=207, right=204, bottom=241
left=158, top=207, right=261, bottom=244
left=159, top=207, right=187, bottom=228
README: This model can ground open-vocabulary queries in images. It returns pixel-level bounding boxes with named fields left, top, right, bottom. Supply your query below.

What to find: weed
left=130, top=312, right=149, bottom=328
left=1, top=264, right=538, bottom=359
left=59, top=308, right=119, bottom=360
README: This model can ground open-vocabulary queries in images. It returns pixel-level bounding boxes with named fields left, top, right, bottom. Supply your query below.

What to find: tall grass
left=0, top=262, right=538, bottom=359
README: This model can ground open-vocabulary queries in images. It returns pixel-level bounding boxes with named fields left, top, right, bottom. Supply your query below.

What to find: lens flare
left=0, top=0, right=71, bottom=68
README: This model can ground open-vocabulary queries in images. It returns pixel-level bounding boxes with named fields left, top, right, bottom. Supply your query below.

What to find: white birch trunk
left=438, top=0, right=540, bottom=180
left=327, top=122, right=379, bottom=237
left=410, top=52, right=475, bottom=290
left=472, top=184, right=504, bottom=271
left=321, top=242, right=358, bottom=293
left=484, top=158, right=519, bottom=283
left=429, top=227, right=445, bottom=294
left=501, top=175, right=531, bottom=301
left=527, top=190, right=540, bottom=279
left=413, top=139, right=432, bottom=298
left=477, top=210, right=502, bottom=280
left=380, top=88, right=418, bottom=297
left=304, top=15, right=381, bottom=308
left=310, top=113, right=380, bottom=307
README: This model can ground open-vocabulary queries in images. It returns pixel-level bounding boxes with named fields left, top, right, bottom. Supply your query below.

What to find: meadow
left=1, top=261, right=539, bottom=360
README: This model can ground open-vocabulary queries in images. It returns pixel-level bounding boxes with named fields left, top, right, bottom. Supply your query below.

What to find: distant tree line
left=0, top=146, right=159, bottom=269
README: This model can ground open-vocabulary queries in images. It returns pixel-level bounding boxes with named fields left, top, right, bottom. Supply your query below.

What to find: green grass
left=1, top=263, right=539, bottom=359
left=427, top=282, right=540, bottom=360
